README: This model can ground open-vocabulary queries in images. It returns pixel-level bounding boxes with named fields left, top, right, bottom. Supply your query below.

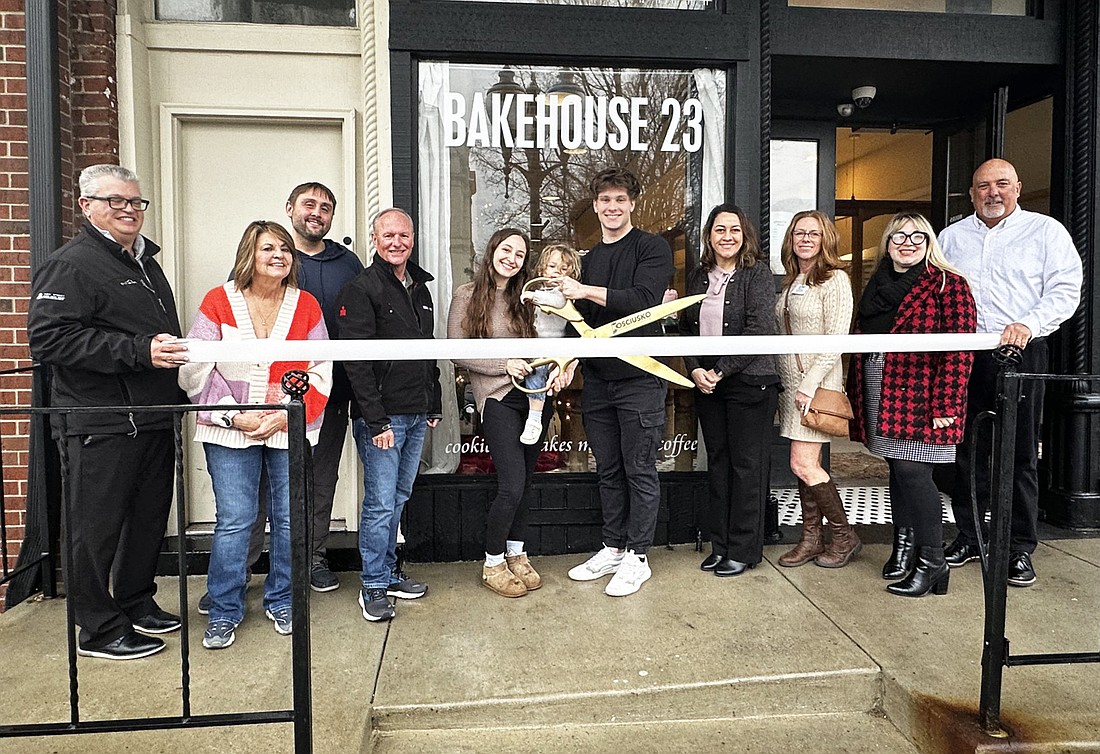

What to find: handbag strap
left=783, top=285, right=805, bottom=374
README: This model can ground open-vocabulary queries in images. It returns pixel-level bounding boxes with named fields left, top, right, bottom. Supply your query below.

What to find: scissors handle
left=510, top=356, right=577, bottom=394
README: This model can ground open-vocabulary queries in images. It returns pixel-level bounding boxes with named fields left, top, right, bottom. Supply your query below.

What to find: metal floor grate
left=774, top=486, right=956, bottom=526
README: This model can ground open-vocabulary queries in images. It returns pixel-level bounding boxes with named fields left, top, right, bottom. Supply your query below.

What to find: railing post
left=978, top=346, right=1023, bottom=737
left=281, top=371, right=314, bottom=754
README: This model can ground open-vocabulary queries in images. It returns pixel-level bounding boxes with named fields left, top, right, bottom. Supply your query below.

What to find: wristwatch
left=216, top=409, right=240, bottom=428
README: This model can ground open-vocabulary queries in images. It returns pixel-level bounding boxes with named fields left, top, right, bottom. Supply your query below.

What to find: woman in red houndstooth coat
left=847, top=212, right=977, bottom=598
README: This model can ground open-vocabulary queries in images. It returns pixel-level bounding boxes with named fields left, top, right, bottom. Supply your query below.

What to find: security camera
left=837, top=103, right=855, bottom=118
left=852, top=86, right=877, bottom=109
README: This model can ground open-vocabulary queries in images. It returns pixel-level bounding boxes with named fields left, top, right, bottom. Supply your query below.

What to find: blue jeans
left=523, top=364, right=549, bottom=405
left=204, top=443, right=291, bottom=623
left=353, top=415, right=427, bottom=590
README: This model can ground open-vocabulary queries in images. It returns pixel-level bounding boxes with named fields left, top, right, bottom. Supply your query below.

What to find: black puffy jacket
left=335, top=256, right=442, bottom=435
left=28, top=224, right=183, bottom=435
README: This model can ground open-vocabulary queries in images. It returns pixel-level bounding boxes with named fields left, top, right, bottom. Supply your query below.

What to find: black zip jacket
left=335, top=256, right=443, bottom=435
left=28, top=223, right=184, bottom=435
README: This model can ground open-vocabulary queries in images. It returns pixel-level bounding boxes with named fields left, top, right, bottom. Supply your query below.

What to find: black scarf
left=857, top=259, right=924, bottom=335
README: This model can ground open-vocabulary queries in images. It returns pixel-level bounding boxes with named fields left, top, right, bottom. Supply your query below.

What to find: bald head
left=970, top=159, right=1022, bottom=228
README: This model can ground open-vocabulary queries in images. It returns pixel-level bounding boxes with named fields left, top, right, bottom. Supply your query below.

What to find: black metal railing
left=977, top=348, right=1100, bottom=736
left=0, top=370, right=315, bottom=752
left=0, top=364, right=53, bottom=602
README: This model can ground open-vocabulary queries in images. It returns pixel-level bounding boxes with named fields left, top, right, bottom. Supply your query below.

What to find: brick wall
left=0, top=0, right=119, bottom=602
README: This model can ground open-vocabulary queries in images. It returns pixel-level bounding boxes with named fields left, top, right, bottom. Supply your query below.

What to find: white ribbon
left=181, top=332, right=1001, bottom=363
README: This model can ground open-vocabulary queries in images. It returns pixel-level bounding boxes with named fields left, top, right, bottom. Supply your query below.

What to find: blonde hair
left=879, top=212, right=965, bottom=288
left=536, top=243, right=582, bottom=278
left=232, top=221, right=299, bottom=290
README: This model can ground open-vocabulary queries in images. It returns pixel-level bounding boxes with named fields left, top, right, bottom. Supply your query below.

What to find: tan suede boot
left=812, top=480, right=862, bottom=568
left=778, top=481, right=827, bottom=567
left=505, top=553, right=542, bottom=591
left=482, top=562, right=527, bottom=598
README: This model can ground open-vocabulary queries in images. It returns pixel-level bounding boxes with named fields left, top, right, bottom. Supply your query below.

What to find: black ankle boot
left=882, top=526, right=916, bottom=580
left=887, top=545, right=950, bottom=597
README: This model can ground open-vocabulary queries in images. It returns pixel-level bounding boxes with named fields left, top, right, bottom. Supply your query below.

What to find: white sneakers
left=605, top=551, right=651, bottom=597
left=519, top=414, right=544, bottom=445
left=568, top=547, right=651, bottom=597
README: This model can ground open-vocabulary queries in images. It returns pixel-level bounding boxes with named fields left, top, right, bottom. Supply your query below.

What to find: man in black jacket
left=559, top=167, right=674, bottom=597
left=336, top=208, right=442, bottom=622
left=28, top=164, right=187, bottom=660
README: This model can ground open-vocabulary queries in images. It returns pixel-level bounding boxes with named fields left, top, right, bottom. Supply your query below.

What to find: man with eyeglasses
left=29, top=164, right=187, bottom=660
left=939, top=158, right=1082, bottom=588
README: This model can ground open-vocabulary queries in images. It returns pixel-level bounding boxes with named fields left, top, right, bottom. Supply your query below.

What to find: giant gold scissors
left=511, top=277, right=707, bottom=394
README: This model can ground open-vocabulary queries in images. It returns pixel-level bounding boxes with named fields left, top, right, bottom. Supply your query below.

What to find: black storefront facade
left=16, top=2, right=1100, bottom=585
left=384, top=0, right=1100, bottom=563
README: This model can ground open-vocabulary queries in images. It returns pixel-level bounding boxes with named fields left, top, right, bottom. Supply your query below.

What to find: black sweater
left=576, top=227, right=674, bottom=381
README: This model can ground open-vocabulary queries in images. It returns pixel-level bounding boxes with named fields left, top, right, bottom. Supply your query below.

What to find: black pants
left=951, top=339, right=1047, bottom=554
left=481, top=389, right=553, bottom=555
left=696, top=380, right=778, bottom=564
left=63, top=430, right=174, bottom=648
left=244, top=394, right=351, bottom=567
left=582, top=373, right=666, bottom=555
left=887, top=458, right=943, bottom=547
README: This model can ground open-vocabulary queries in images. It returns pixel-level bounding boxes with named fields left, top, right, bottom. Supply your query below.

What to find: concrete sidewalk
left=1, top=535, right=1098, bottom=753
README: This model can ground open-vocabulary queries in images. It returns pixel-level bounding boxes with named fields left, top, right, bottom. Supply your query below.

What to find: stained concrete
left=0, top=536, right=1098, bottom=753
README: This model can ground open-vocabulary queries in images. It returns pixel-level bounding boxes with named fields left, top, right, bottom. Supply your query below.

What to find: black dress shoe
left=133, top=607, right=182, bottom=635
left=77, top=631, right=165, bottom=660
left=944, top=538, right=982, bottom=568
left=714, top=558, right=755, bottom=577
left=1008, top=551, right=1037, bottom=587
left=700, top=553, right=723, bottom=571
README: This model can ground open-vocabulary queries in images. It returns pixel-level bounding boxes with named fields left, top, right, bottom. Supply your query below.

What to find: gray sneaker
left=265, top=606, right=292, bottom=635
left=202, top=619, right=237, bottom=649
left=358, top=588, right=395, bottom=622
left=310, top=560, right=340, bottom=592
left=387, top=570, right=427, bottom=600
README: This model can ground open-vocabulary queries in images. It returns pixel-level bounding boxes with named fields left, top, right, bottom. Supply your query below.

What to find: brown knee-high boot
left=778, top=480, right=827, bottom=567
left=812, top=480, right=862, bottom=568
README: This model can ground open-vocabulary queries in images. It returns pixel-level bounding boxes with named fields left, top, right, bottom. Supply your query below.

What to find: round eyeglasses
left=889, top=231, right=928, bottom=246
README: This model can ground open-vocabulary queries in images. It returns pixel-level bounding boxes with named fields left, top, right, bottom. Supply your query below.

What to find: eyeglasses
left=792, top=230, right=823, bottom=240
left=87, top=195, right=151, bottom=211
left=889, top=231, right=929, bottom=246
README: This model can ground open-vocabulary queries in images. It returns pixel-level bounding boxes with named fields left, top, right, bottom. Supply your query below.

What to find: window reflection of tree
left=468, top=67, right=692, bottom=257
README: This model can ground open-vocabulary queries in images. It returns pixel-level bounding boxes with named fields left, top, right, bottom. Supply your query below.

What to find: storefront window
left=419, top=62, right=727, bottom=475
left=444, top=0, right=711, bottom=7
left=769, top=139, right=818, bottom=272
left=787, top=0, right=1029, bottom=15
left=155, top=0, right=355, bottom=25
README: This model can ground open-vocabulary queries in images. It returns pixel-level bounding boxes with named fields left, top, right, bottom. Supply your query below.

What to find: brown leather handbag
left=783, top=284, right=854, bottom=437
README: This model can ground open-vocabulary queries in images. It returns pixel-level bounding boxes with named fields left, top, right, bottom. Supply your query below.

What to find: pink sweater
left=178, top=283, right=332, bottom=448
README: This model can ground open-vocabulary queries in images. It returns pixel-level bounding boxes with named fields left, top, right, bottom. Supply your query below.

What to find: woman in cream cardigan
left=774, top=211, right=858, bottom=569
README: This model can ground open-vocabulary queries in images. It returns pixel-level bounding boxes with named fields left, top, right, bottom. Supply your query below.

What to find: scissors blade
left=619, top=355, right=695, bottom=388
left=589, top=294, right=707, bottom=338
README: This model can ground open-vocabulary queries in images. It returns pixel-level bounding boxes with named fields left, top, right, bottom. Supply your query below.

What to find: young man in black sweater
left=558, top=167, right=673, bottom=597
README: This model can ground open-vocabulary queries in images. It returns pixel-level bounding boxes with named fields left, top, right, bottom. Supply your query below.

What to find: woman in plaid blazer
left=847, top=212, right=977, bottom=598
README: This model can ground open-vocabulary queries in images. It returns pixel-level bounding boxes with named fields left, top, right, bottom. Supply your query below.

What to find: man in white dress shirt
left=939, top=158, right=1082, bottom=587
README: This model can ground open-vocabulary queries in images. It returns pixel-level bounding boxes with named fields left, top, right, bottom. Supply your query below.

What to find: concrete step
left=372, top=711, right=922, bottom=753
left=371, top=548, right=882, bottom=732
